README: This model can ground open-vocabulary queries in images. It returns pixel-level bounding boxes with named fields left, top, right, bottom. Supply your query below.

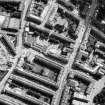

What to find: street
left=0, top=0, right=31, bottom=93
left=54, top=21, right=86, bottom=105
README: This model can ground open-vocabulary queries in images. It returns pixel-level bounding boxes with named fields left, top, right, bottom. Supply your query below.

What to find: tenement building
left=0, top=0, right=104, bottom=105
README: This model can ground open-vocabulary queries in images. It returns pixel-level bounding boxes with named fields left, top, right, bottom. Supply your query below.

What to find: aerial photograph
left=0, top=0, right=104, bottom=105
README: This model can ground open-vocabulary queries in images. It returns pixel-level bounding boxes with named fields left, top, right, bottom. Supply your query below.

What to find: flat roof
left=0, top=15, right=6, bottom=26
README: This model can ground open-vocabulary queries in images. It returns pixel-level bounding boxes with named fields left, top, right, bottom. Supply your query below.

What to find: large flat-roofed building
left=2, top=17, right=20, bottom=32
left=26, top=0, right=52, bottom=25
left=0, top=15, right=6, bottom=27
left=8, top=18, right=20, bottom=31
